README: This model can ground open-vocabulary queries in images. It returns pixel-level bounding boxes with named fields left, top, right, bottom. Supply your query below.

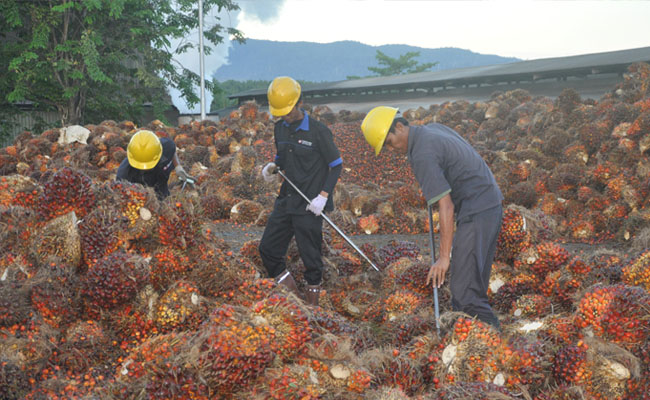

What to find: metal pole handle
left=428, top=204, right=441, bottom=336
left=276, top=169, right=381, bottom=273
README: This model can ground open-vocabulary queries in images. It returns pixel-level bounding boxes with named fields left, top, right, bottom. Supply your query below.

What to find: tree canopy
left=0, top=0, right=243, bottom=127
left=367, top=50, right=438, bottom=77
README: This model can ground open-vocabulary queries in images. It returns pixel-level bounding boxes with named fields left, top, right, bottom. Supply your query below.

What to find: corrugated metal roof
left=230, top=46, right=650, bottom=99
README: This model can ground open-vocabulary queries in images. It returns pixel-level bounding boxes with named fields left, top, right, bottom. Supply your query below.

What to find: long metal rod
left=427, top=204, right=441, bottom=336
left=276, top=169, right=380, bottom=272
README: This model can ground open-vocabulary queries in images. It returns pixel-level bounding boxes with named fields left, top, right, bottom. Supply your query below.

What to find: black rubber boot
left=305, top=284, right=321, bottom=307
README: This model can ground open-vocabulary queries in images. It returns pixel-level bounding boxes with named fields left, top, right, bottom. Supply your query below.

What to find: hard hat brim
left=127, top=153, right=160, bottom=170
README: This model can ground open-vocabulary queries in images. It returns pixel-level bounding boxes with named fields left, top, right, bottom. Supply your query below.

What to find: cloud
left=169, top=0, right=286, bottom=114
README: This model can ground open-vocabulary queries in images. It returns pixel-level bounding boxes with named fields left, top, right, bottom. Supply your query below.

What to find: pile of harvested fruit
left=0, top=63, right=649, bottom=399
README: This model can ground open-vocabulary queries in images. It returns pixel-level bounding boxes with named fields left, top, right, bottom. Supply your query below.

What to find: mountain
left=212, top=39, right=520, bottom=82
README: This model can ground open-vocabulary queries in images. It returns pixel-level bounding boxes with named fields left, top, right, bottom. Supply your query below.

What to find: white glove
left=175, top=165, right=193, bottom=182
left=306, top=194, right=328, bottom=216
left=262, top=162, right=277, bottom=183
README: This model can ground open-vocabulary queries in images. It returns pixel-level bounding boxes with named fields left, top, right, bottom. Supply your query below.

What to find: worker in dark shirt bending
left=361, top=106, right=503, bottom=329
left=116, top=129, right=193, bottom=199
left=259, top=76, right=343, bottom=306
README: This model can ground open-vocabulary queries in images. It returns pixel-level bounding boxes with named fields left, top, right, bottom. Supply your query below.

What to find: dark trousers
left=449, top=205, right=502, bottom=329
left=258, top=203, right=324, bottom=285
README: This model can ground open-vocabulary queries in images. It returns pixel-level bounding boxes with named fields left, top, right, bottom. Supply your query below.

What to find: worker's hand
left=306, top=194, right=327, bottom=216
left=175, top=165, right=194, bottom=182
left=426, top=257, right=450, bottom=288
left=262, top=162, right=278, bottom=182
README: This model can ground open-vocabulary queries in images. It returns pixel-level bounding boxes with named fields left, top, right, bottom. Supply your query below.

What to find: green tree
left=0, top=0, right=243, bottom=126
left=367, top=50, right=437, bottom=77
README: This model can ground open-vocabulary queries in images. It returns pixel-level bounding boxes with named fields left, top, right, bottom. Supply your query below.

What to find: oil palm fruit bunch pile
left=1, top=63, right=650, bottom=399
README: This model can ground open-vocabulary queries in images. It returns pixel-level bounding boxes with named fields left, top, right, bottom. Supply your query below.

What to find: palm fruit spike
left=575, top=284, right=650, bottom=348
left=496, top=206, right=531, bottom=263
left=433, top=381, right=519, bottom=399
left=81, top=251, right=149, bottom=315
left=158, top=200, right=199, bottom=250
left=377, top=240, right=421, bottom=269
left=30, top=261, right=80, bottom=328
left=622, top=250, right=650, bottom=292
left=0, top=175, right=41, bottom=209
left=37, top=167, right=96, bottom=220
left=252, top=293, right=312, bottom=361
left=30, top=211, right=82, bottom=268
left=531, top=241, right=569, bottom=280
left=79, top=207, right=125, bottom=267
left=197, top=304, right=275, bottom=395
left=149, top=248, right=191, bottom=292
left=154, top=281, right=207, bottom=333
left=442, top=317, right=504, bottom=384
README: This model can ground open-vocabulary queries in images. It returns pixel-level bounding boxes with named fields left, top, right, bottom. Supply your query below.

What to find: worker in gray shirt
left=361, top=106, right=503, bottom=329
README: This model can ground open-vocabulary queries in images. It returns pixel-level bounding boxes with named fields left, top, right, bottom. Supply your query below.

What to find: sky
left=173, top=0, right=650, bottom=113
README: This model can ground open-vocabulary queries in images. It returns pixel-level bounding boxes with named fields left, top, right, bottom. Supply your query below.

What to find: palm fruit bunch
left=382, top=290, right=425, bottom=322
left=501, top=337, right=550, bottom=395
left=574, top=284, right=650, bottom=348
left=113, top=331, right=194, bottom=398
left=622, top=249, right=650, bottom=291
left=229, top=199, right=264, bottom=224
left=490, top=273, right=537, bottom=313
left=79, top=208, right=125, bottom=267
left=251, top=293, right=311, bottom=361
left=0, top=174, right=41, bottom=209
left=154, top=281, right=208, bottom=333
left=529, top=241, right=570, bottom=280
left=511, top=293, right=552, bottom=318
left=37, top=167, right=96, bottom=221
left=0, top=354, right=30, bottom=400
left=189, top=246, right=260, bottom=300
left=100, top=180, right=157, bottom=240
left=30, top=211, right=82, bottom=268
left=50, top=320, right=113, bottom=375
left=0, top=206, right=35, bottom=257
left=30, top=261, right=80, bottom=328
left=437, top=317, right=504, bottom=385
left=385, top=314, right=436, bottom=347
left=230, top=278, right=277, bottom=308
left=196, top=304, right=276, bottom=396
left=540, top=269, right=582, bottom=311
left=358, top=214, right=380, bottom=235
left=376, top=240, right=421, bottom=269
left=108, top=304, right=156, bottom=349
left=81, top=251, right=149, bottom=315
left=142, top=362, right=207, bottom=400
left=402, top=332, right=445, bottom=390
left=330, top=248, right=364, bottom=276
left=496, top=206, right=532, bottom=263
left=432, top=381, right=519, bottom=399
left=363, top=347, right=424, bottom=396
left=262, top=365, right=323, bottom=399
left=0, top=281, right=31, bottom=330
left=158, top=200, right=199, bottom=250
left=149, top=248, right=191, bottom=291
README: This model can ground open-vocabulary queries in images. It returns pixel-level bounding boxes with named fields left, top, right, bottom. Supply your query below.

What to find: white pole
left=198, top=0, right=206, bottom=120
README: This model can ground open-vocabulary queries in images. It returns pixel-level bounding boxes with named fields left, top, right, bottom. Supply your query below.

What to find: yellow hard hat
left=361, top=106, right=398, bottom=155
left=127, top=130, right=162, bottom=170
left=267, top=76, right=301, bottom=116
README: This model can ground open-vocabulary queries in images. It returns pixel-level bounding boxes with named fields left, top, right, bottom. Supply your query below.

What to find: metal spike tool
left=274, top=168, right=380, bottom=273
left=427, top=203, right=441, bottom=336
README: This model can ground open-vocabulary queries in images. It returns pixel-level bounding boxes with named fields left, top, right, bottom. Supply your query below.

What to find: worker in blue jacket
left=259, top=76, right=343, bottom=305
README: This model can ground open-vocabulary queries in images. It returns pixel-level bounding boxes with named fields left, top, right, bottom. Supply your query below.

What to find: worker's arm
left=426, top=193, right=454, bottom=288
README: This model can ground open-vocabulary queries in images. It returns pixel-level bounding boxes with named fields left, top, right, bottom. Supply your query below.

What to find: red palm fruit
left=82, top=251, right=149, bottom=314
left=79, top=208, right=124, bottom=267
left=377, top=240, right=421, bottom=269
left=252, top=294, right=312, bottom=361
left=502, top=338, right=549, bottom=396
left=358, top=214, right=380, bottom=235
left=497, top=206, right=531, bottom=263
left=622, top=250, right=650, bottom=292
left=491, top=273, right=536, bottom=313
left=30, top=262, right=80, bottom=328
left=531, top=241, right=569, bottom=279
left=575, top=284, right=650, bottom=348
left=37, top=167, right=96, bottom=220
left=154, top=281, right=208, bottom=333
left=149, top=248, right=192, bottom=292
left=158, top=200, right=199, bottom=251
left=552, top=341, right=590, bottom=385
left=511, top=293, right=552, bottom=318
left=198, top=305, right=276, bottom=395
